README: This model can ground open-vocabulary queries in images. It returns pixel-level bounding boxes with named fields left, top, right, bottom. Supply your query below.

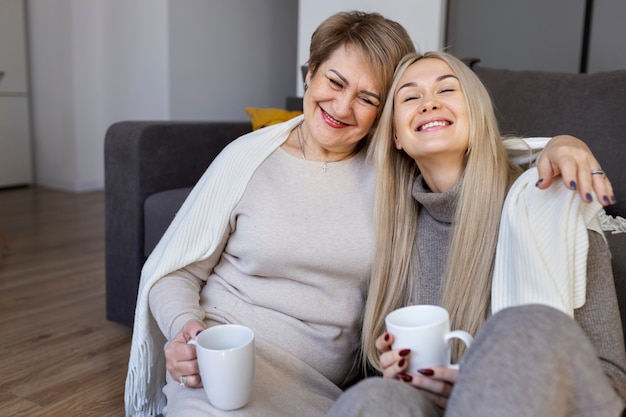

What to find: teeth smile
left=419, top=120, right=448, bottom=131
left=325, top=111, right=345, bottom=126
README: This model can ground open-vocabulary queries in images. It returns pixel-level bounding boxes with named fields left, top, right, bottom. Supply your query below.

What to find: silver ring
left=591, top=169, right=605, bottom=176
left=180, top=375, right=188, bottom=387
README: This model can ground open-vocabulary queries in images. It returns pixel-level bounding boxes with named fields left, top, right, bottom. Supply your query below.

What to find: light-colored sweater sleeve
left=503, top=136, right=550, bottom=167
left=149, top=234, right=228, bottom=340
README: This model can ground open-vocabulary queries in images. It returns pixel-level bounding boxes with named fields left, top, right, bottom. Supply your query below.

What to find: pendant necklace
left=296, top=122, right=329, bottom=173
left=296, top=121, right=356, bottom=173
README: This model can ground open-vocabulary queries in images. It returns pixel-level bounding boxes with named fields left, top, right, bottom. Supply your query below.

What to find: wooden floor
left=0, top=186, right=132, bottom=416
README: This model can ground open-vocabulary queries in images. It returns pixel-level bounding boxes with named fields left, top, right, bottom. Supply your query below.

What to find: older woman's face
left=303, top=44, right=381, bottom=154
left=393, top=58, right=470, bottom=166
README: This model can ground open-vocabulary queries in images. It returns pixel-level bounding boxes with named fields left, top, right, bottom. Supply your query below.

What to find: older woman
left=126, top=12, right=616, bottom=417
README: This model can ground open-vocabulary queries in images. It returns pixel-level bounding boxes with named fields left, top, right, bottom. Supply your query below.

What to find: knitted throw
left=492, top=168, right=604, bottom=316
left=124, top=116, right=303, bottom=417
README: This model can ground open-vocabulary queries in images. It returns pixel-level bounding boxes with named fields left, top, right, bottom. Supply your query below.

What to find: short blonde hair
left=307, top=11, right=415, bottom=120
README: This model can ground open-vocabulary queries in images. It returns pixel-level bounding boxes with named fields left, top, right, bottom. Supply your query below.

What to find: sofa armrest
left=104, top=121, right=252, bottom=327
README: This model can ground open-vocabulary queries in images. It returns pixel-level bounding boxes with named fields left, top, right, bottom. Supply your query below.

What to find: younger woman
left=328, top=52, right=626, bottom=417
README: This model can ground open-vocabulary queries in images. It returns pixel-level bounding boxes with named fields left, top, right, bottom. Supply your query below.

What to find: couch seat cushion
left=144, top=187, right=192, bottom=256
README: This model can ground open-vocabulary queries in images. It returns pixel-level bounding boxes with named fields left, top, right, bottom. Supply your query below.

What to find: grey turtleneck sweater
left=410, top=175, right=626, bottom=400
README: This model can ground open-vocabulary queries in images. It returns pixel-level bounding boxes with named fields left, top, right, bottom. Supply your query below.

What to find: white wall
left=100, top=1, right=170, bottom=122
left=28, top=0, right=79, bottom=190
left=169, top=0, right=298, bottom=121
left=28, top=0, right=169, bottom=191
left=296, top=0, right=447, bottom=95
left=26, top=0, right=297, bottom=192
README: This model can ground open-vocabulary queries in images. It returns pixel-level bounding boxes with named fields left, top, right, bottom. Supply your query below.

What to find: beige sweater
left=149, top=145, right=375, bottom=416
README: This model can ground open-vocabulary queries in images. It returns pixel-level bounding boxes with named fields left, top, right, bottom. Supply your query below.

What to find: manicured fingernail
left=384, top=333, right=390, bottom=342
left=535, top=178, right=544, bottom=187
left=586, top=193, right=593, bottom=202
left=396, top=373, right=413, bottom=382
left=196, top=330, right=203, bottom=336
left=603, top=195, right=610, bottom=203
left=611, top=196, right=617, bottom=203
left=570, top=181, right=577, bottom=190
left=418, top=368, right=434, bottom=376
left=399, top=349, right=411, bottom=357
left=398, top=359, right=406, bottom=367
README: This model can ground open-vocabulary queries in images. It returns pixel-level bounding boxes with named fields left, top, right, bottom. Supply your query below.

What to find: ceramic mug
left=188, top=324, right=255, bottom=410
left=385, top=305, right=473, bottom=372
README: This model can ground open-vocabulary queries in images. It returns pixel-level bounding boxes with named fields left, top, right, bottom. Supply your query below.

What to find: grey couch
left=104, top=64, right=626, bottom=354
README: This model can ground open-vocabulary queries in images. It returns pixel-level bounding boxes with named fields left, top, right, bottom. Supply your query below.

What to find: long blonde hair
left=362, top=51, right=522, bottom=372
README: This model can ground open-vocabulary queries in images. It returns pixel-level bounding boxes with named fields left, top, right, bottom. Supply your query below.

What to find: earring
left=303, top=82, right=308, bottom=92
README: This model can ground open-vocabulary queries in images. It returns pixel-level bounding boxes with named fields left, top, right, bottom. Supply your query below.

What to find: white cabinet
left=0, top=96, right=32, bottom=186
left=0, top=0, right=32, bottom=187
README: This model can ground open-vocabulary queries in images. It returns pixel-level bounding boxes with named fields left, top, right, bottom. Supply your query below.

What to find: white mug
left=385, top=305, right=473, bottom=372
left=188, top=324, right=255, bottom=410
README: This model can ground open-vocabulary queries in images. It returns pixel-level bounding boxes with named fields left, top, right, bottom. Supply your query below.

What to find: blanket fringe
left=599, top=211, right=626, bottom=234
left=125, top=333, right=166, bottom=417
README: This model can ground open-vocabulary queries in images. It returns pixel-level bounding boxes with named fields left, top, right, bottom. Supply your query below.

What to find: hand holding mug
left=377, top=330, right=460, bottom=410
left=165, top=319, right=206, bottom=388
left=188, top=324, right=255, bottom=410
left=385, top=305, right=473, bottom=373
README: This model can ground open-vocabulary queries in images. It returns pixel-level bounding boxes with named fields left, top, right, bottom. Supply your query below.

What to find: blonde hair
left=362, top=51, right=522, bottom=372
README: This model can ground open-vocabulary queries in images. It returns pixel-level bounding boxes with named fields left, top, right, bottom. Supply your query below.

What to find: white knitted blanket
left=124, top=116, right=303, bottom=417
left=491, top=168, right=605, bottom=317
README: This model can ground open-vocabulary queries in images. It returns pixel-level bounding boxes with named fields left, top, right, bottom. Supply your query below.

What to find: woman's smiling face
left=392, top=57, right=470, bottom=166
left=302, top=43, right=382, bottom=155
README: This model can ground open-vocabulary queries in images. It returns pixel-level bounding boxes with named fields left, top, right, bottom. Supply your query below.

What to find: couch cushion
left=245, top=107, right=302, bottom=131
left=144, top=186, right=192, bottom=256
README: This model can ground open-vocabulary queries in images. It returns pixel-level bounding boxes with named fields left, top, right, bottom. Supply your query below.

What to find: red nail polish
left=396, top=373, right=413, bottom=382
left=398, top=358, right=405, bottom=368
left=399, top=349, right=411, bottom=357
left=418, top=368, right=434, bottom=376
left=384, top=333, right=390, bottom=342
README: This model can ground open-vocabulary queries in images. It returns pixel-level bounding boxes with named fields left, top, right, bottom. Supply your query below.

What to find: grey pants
left=328, top=305, right=624, bottom=417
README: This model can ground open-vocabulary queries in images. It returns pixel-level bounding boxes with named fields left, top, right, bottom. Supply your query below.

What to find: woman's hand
left=376, top=331, right=411, bottom=378
left=164, top=319, right=206, bottom=388
left=537, top=135, right=615, bottom=206
left=376, top=332, right=458, bottom=410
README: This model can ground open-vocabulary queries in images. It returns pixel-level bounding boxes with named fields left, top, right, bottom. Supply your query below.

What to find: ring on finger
left=591, top=169, right=606, bottom=176
left=180, top=375, right=188, bottom=387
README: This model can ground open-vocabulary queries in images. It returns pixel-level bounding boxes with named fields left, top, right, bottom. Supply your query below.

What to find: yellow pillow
left=245, top=107, right=302, bottom=131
